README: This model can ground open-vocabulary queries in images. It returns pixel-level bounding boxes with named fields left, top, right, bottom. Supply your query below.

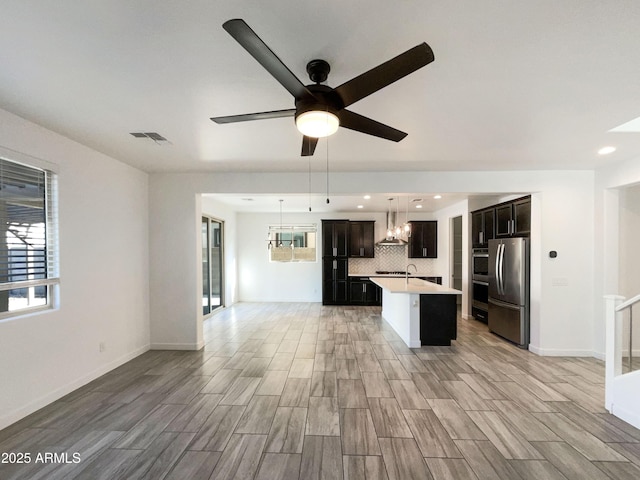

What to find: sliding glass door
left=202, top=216, right=224, bottom=315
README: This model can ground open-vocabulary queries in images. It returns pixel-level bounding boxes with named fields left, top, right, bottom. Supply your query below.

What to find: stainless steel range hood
left=376, top=211, right=407, bottom=246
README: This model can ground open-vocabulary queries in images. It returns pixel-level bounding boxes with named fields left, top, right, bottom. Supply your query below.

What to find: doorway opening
left=202, top=216, right=224, bottom=315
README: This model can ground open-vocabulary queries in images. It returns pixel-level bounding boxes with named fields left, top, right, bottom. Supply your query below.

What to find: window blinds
left=0, top=158, right=57, bottom=287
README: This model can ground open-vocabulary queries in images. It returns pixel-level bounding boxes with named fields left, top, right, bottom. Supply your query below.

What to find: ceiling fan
left=210, top=19, right=434, bottom=156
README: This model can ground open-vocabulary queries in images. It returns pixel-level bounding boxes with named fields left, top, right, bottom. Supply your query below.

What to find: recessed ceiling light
left=433, top=195, right=442, bottom=199
left=357, top=205, right=364, bottom=209
left=363, top=195, right=371, bottom=200
left=598, top=146, right=616, bottom=155
left=415, top=205, right=423, bottom=209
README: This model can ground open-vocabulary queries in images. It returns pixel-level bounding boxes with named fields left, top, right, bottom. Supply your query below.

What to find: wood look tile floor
left=2, top=303, right=640, bottom=479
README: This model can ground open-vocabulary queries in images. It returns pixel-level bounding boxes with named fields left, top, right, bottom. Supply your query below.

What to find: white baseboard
left=590, top=349, right=640, bottom=361
left=528, top=344, right=601, bottom=358
left=0, top=344, right=150, bottom=431
left=612, top=404, right=640, bottom=431
left=150, top=341, right=204, bottom=350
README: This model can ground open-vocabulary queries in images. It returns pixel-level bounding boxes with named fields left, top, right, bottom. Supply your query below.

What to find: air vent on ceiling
left=130, top=132, right=169, bottom=143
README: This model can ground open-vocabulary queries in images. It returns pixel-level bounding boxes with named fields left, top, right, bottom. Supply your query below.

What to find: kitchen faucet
left=405, top=263, right=417, bottom=283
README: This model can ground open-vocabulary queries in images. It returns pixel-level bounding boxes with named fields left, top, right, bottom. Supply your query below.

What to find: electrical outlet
left=99, top=342, right=106, bottom=352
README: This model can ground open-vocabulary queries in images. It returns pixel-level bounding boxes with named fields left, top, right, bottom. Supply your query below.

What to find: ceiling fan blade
left=301, top=136, right=319, bottom=156
left=223, top=19, right=315, bottom=101
left=210, top=108, right=296, bottom=124
left=338, top=110, right=407, bottom=142
left=335, top=43, right=434, bottom=108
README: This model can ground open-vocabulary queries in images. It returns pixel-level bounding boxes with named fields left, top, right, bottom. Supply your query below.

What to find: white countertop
left=370, top=276, right=461, bottom=295
left=349, top=272, right=440, bottom=278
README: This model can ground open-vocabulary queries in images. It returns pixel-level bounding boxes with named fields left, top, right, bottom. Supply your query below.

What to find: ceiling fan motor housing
left=294, top=84, right=343, bottom=120
left=306, top=59, right=330, bottom=83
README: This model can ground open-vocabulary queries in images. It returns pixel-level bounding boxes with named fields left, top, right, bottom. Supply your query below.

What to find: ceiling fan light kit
left=211, top=19, right=434, bottom=156
left=295, top=110, right=339, bottom=138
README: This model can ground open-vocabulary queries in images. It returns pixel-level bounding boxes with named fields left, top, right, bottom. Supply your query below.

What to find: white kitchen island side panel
left=381, top=289, right=422, bottom=348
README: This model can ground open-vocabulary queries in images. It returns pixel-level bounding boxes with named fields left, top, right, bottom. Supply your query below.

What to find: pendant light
left=403, top=196, right=412, bottom=237
left=395, top=197, right=403, bottom=237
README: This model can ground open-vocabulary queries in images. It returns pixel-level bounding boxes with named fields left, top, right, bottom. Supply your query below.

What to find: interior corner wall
left=0, top=108, right=150, bottom=430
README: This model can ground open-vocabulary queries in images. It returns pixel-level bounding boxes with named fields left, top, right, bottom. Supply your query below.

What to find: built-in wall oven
left=472, top=248, right=489, bottom=323
left=472, top=248, right=489, bottom=282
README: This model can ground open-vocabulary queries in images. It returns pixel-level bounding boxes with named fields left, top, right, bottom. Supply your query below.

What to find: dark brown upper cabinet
left=495, top=196, right=531, bottom=238
left=322, top=219, right=349, bottom=257
left=348, top=221, right=375, bottom=258
left=471, top=208, right=495, bottom=248
left=408, top=221, right=438, bottom=258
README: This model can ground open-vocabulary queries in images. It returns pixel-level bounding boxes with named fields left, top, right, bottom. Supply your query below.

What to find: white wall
left=148, top=169, right=596, bottom=358
left=149, top=175, right=200, bottom=349
left=531, top=177, right=595, bottom=356
left=0, top=108, right=149, bottom=430
left=237, top=211, right=324, bottom=302
left=594, top=156, right=640, bottom=356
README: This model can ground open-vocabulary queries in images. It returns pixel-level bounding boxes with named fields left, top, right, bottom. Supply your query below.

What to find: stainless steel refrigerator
left=488, top=237, right=529, bottom=348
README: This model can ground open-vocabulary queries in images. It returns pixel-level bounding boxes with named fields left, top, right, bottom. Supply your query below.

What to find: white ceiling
left=1, top=1, right=640, bottom=212
left=204, top=193, right=480, bottom=214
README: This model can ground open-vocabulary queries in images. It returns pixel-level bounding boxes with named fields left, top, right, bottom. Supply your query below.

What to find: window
left=268, top=224, right=317, bottom=262
left=0, top=156, right=58, bottom=318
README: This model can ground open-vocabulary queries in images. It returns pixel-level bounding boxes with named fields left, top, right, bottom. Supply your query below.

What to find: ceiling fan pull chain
left=308, top=151, right=312, bottom=212
left=326, top=137, right=330, bottom=204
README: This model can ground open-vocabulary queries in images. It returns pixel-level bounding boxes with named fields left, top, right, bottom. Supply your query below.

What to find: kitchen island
left=370, top=277, right=462, bottom=348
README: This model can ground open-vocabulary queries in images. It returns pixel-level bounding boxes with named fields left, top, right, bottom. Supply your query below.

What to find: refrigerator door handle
left=498, top=243, right=505, bottom=296
left=488, top=296, right=520, bottom=310
left=494, top=242, right=501, bottom=295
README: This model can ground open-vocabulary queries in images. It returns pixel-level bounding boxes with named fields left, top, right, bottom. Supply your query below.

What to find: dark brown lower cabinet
left=420, top=294, right=457, bottom=346
left=349, top=277, right=381, bottom=306
left=322, top=257, right=349, bottom=305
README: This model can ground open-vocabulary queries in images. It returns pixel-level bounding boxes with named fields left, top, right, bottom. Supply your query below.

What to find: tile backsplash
left=349, top=244, right=437, bottom=275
